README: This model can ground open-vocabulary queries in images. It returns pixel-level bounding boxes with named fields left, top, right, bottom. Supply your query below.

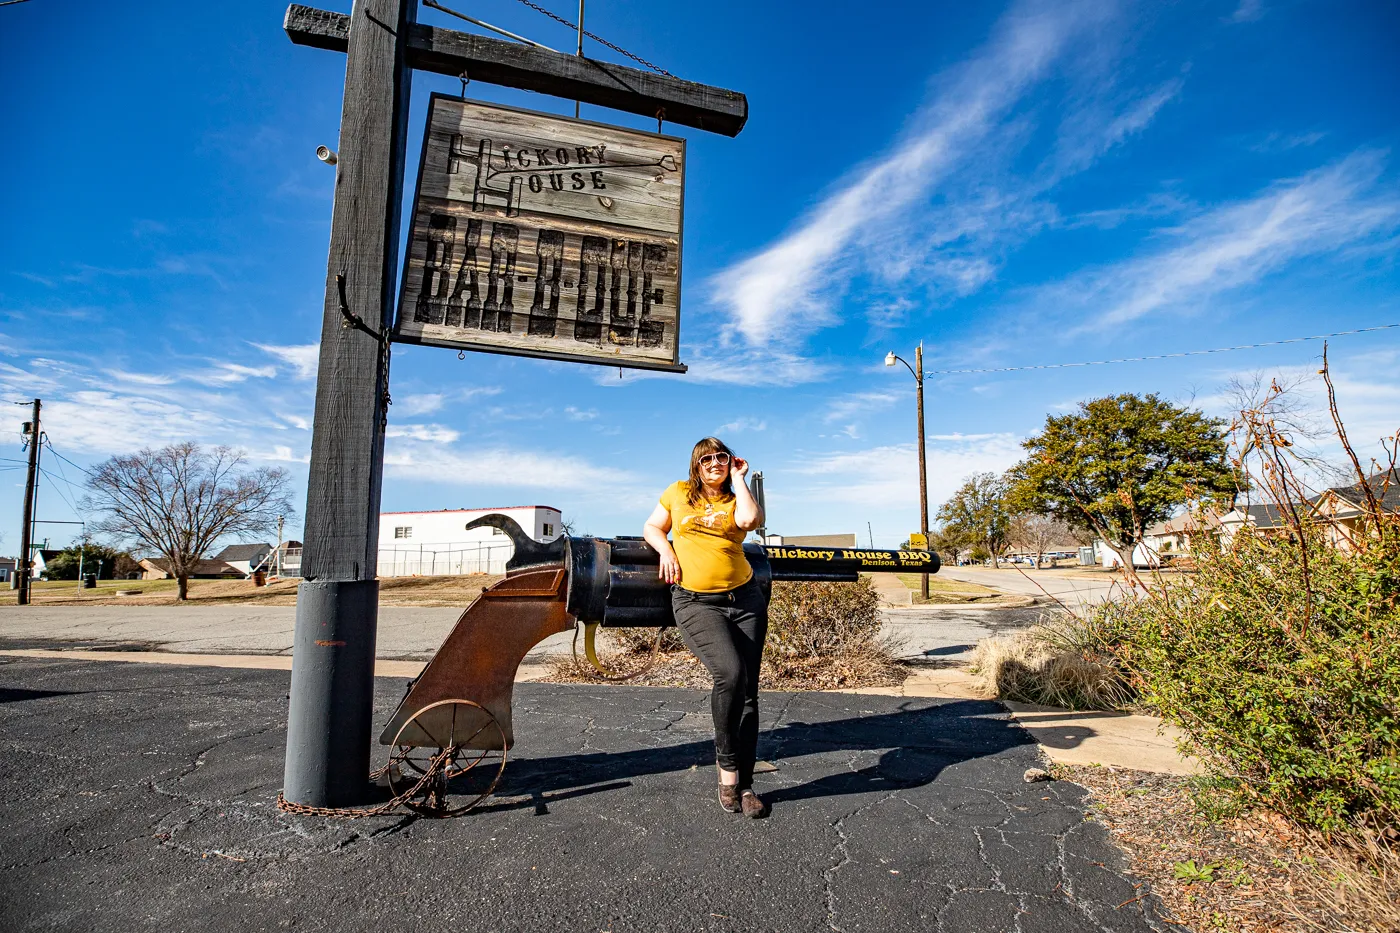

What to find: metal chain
left=275, top=746, right=455, bottom=819
left=506, top=0, right=673, bottom=75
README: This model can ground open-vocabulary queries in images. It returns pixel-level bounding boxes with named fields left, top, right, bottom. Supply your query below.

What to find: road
left=936, top=567, right=1120, bottom=610
left=0, top=656, right=1165, bottom=932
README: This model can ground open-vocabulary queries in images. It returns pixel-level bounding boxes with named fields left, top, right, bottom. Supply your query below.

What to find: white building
left=376, top=505, right=563, bottom=577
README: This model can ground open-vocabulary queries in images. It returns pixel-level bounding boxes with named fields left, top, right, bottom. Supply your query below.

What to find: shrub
left=1106, top=519, right=1400, bottom=833
left=762, top=578, right=905, bottom=688
left=561, top=577, right=906, bottom=689
left=969, top=612, right=1136, bottom=710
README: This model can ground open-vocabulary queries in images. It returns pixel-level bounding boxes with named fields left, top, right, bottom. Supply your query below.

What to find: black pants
left=671, top=577, right=769, bottom=788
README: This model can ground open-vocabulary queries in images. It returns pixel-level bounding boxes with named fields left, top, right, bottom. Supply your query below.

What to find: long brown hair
left=686, top=436, right=735, bottom=507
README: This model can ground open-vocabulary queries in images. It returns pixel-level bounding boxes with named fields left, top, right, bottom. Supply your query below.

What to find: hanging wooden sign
left=394, top=94, right=687, bottom=372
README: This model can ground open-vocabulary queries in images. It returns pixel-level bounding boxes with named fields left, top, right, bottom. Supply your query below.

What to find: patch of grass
left=3, top=573, right=502, bottom=607
left=894, top=573, right=1002, bottom=604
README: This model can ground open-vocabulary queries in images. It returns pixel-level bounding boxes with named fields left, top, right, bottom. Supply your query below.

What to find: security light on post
left=884, top=345, right=930, bottom=601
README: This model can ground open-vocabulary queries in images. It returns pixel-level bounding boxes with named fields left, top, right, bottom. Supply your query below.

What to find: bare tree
left=1007, top=512, right=1074, bottom=567
left=82, top=443, right=294, bottom=600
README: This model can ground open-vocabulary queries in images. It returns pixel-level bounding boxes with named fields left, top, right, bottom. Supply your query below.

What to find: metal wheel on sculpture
left=387, top=699, right=507, bottom=817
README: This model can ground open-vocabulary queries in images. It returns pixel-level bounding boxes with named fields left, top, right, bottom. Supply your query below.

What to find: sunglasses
left=699, top=452, right=731, bottom=467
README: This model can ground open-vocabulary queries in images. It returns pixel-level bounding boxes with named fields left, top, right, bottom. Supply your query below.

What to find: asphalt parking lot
left=0, top=657, right=1165, bottom=932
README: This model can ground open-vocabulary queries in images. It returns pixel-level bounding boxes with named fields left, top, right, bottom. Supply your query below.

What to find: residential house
left=1216, top=502, right=1292, bottom=540
left=1100, top=513, right=1222, bottom=569
left=1311, top=469, right=1400, bottom=551
left=31, top=549, right=62, bottom=579
left=139, top=558, right=244, bottom=580
left=213, top=543, right=274, bottom=577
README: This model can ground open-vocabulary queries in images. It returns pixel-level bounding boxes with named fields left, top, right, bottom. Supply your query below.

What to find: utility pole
left=283, top=0, right=415, bottom=809
left=884, top=345, right=930, bottom=600
left=915, top=343, right=929, bottom=602
left=16, top=399, right=40, bottom=606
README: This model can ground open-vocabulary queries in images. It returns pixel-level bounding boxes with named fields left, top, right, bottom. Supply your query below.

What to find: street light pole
left=915, top=344, right=929, bottom=601
left=885, top=346, right=930, bottom=601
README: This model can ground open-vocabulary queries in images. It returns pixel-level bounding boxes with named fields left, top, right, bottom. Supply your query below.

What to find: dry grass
left=549, top=579, right=908, bottom=691
left=1061, top=764, right=1400, bottom=933
left=546, top=629, right=909, bottom=691
left=969, top=615, right=1135, bottom=710
left=5, top=574, right=502, bottom=607
left=893, top=573, right=1004, bottom=604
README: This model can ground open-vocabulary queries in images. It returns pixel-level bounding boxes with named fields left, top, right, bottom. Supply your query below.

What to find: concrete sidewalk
left=0, top=656, right=1167, bottom=933
left=845, top=668, right=1200, bottom=776
left=0, top=601, right=1045, bottom=669
left=0, top=604, right=576, bottom=666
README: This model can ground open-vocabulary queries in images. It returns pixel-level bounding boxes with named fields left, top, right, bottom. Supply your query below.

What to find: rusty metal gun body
left=379, top=515, right=938, bottom=756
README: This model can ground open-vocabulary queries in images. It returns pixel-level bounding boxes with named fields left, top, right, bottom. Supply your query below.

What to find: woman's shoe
left=740, top=790, right=769, bottom=819
left=718, top=784, right=742, bottom=813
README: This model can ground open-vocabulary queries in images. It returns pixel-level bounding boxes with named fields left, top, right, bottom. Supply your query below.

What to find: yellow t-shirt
left=659, top=480, right=753, bottom=594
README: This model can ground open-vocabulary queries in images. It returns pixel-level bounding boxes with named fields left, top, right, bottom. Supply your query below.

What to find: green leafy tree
left=929, top=526, right=974, bottom=566
left=41, top=542, right=126, bottom=580
left=1007, top=393, right=1235, bottom=579
left=936, top=472, right=1013, bottom=564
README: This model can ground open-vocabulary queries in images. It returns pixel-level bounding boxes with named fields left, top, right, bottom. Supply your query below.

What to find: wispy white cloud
left=1228, top=0, right=1264, bottom=24
left=778, top=433, right=1025, bottom=513
left=1249, top=130, right=1326, bottom=153
left=609, top=345, right=835, bottom=387
left=707, top=0, right=1148, bottom=348
left=1047, top=151, right=1400, bottom=328
left=185, top=362, right=278, bottom=386
left=254, top=343, right=319, bottom=380
left=717, top=417, right=767, bottom=434
left=398, top=393, right=445, bottom=416
left=823, top=392, right=902, bottom=424
left=384, top=441, right=637, bottom=491
left=104, top=369, right=176, bottom=387
left=386, top=424, right=461, bottom=443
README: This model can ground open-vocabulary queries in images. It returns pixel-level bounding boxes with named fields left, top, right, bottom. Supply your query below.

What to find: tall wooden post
left=16, top=399, right=40, bottom=606
left=916, top=345, right=929, bottom=601
left=283, top=0, right=414, bottom=807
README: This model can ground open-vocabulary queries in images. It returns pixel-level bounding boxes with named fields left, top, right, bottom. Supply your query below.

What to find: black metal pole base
left=282, top=579, right=380, bottom=807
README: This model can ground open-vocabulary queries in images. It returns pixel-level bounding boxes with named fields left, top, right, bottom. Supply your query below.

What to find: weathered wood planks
left=394, top=95, right=686, bottom=371
left=284, top=3, right=748, bottom=138
left=300, top=0, right=414, bottom=582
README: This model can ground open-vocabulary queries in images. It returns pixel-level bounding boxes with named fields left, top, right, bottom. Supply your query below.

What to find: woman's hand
left=731, top=455, right=749, bottom=479
left=643, top=501, right=680, bottom=584
left=658, top=549, right=682, bottom=584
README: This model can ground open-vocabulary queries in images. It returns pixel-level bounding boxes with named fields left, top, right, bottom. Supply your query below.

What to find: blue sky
left=2, top=0, right=1398, bottom=552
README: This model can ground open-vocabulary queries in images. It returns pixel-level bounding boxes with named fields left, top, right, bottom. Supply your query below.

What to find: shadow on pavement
left=481, top=699, right=1031, bottom=810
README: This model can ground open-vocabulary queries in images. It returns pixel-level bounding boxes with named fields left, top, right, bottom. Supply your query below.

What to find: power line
left=504, top=0, right=674, bottom=75
left=928, top=323, right=1400, bottom=375
left=41, top=440, right=93, bottom=477
left=38, top=468, right=80, bottom=516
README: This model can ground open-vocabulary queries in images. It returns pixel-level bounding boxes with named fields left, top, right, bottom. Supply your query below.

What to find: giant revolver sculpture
left=374, top=514, right=938, bottom=814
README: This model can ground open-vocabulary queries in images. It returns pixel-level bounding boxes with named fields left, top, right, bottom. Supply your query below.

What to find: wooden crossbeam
left=285, top=4, right=748, bottom=137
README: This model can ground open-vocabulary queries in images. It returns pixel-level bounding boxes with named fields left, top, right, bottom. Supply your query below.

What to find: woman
left=643, top=437, right=770, bottom=818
